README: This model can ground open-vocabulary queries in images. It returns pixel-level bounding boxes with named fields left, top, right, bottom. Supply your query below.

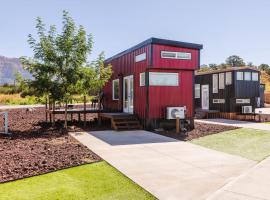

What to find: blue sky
left=1, top=0, right=270, bottom=65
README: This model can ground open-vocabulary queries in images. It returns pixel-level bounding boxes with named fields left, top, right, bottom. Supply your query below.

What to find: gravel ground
left=0, top=107, right=101, bottom=183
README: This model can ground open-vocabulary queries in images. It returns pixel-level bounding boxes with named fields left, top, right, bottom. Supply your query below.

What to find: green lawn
left=0, top=162, right=155, bottom=200
left=191, top=128, right=270, bottom=161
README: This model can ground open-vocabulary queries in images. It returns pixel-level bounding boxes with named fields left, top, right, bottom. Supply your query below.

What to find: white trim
left=140, top=72, right=145, bottom=86
left=112, top=79, right=119, bottom=100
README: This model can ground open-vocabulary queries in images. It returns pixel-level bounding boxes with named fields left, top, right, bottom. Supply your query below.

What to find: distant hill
left=0, top=55, right=32, bottom=85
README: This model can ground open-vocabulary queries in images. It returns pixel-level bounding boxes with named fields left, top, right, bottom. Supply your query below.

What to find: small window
left=161, top=51, right=191, bottom=60
left=252, top=72, right=259, bottom=81
left=225, top=72, right=232, bottom=85
left=135, top=53, right=146, bottom=62
left=236, top=99, right=250, bottom=104
left=212, top=74, right=218, bottom=93
left=140, top=72, right=145, bottom=86
left=219, top=73, right=225, bottom=89
left=195, top=84, right=200, bottom=98
left=237, top=72, right=244, bottom=80
left=149, top=72, right=179, bottom=86
left=244, top=72, right=251, bottom=81
left=213, top=99, right=225, bottom=104
left=112, top=79, right=119, bottom=100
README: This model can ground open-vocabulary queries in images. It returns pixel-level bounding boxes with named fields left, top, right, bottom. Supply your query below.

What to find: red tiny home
left=103, top=38, right=203, bottom=129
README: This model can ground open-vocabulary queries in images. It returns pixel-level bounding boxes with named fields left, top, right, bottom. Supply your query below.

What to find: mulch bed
left=154, top=122, right=238, bottom=141
left=0, top=107, right=102, bottom=183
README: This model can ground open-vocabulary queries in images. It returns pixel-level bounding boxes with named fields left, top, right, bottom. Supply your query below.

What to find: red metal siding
left=103, top=45, right=151, bottom=119
left=148, top=69, right=194, bottom=119
left=152, top=44, right=199, bottom=70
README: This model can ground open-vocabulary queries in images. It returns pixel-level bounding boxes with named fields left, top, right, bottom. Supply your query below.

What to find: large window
left=252, top=72, right=259, bottom=81
left=225, top=72, right=232, bottom=85
left=244, top=72, right=251, bottom=81
left=112, top=79, right=119, bottom=100
left=195, top=84, right=200, bottom=98
left=219, top=73, right=225, bottom=89
left=149, top=72, right=179, bottom=86
left=140, top=72, right=145, bottom=86
left=237, top=72, right=244, bottom=80
left=212, top=74, right=218, bottom=93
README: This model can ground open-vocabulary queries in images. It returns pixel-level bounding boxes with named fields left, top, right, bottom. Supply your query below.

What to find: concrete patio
left=70, top=130, right=255, bottom=200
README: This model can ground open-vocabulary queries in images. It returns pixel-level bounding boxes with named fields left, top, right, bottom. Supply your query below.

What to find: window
left=149, top=72, right=179, bottom=86
left=237, top=72, right=244, bottom=80
left=112, top=79, right=119, bottom=100
left=244, top=72, right=251, bottom=81
left=252, top=72, right=259, bottom=81
left=212, top=74, right=218, bottom=93
left=213, top=99, right=225, bottom=104
left=140, top=72, right=145, bottom=86
left=161, top=51, right=191, bottom=60
left=195, top=84, right=200, bottom=98
left=219, top=73, right=225, bottom=89
left=135, top=53, right=146, bottom=62
left=225, top=72, right=232, bottom=85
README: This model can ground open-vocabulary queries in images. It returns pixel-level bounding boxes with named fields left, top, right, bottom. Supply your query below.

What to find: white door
left=201, top=85, right=209, bottom=110
left=123, top=75, right=134, bottom=113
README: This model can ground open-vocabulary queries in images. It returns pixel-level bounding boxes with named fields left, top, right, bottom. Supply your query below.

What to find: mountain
left=0, top=55, right=32, bottom=85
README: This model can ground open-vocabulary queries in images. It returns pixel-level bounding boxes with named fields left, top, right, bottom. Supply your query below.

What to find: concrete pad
left=195, top=118, right=270, bottom=131
left=70, top=130, right=255, bottom=200
left=209, top=157, right=270, bottom=200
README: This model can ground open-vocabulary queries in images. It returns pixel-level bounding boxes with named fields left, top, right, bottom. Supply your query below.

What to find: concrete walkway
left=195, top=118, right=270, bottom=131
left=209, top=157, right=270, bottom=200
left=70, top=130, right=255, bottom=200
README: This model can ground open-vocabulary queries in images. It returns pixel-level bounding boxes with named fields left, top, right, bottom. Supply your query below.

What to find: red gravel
left=154, top=122, right=238, bottom=141
left=0, top=107, right=101, bottom=183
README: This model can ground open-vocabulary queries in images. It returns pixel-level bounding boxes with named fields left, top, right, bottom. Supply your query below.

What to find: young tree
left=21, top=11, right=96, bottom=129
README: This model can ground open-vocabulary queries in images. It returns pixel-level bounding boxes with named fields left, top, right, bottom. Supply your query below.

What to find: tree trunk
left=45, top=96, right=48, bottom=122
left=52, top=101, right=55, bottom=126
left=64, top=100, right=68, bottom=129
left=84, top=95, right=86, bottom=127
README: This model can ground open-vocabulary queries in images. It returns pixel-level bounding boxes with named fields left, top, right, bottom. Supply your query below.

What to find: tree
left=21, top=11, right=103, bottom=129
left=208, top=63, right=218, bottom=70
left=258, top=64, right=270, bottom=71
left=225, top=55, right=245, bottom=67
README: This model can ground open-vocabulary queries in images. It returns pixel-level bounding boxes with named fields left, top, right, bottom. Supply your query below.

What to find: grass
left=0, top=162, right=155, bottom=200
left=0, top=94, right=40, bottom=105
left=190, top=128, right=270, bottom=161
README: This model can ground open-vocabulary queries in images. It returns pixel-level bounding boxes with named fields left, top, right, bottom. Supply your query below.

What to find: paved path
left=195, top=118, right=270, bottom=131
left=209, top=157, right=270, bottom=200
left=70, top=130, right=255, bottom=200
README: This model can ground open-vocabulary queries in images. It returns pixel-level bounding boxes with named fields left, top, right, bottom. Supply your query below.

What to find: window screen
left=252, top=72, right=259, bottom=81
left=195, top=84, right=200, bottom=98
left=219, top=73, right=225, bottom=89
left=225, top=72, right=232, bottom=85
left=244, top=72, right=251, bottom=81
left=112, top=79, right=119, bottom=100
left=149, top=72, right=179, bottom=86
left=212, top=74, right=218, bottom=93
left=237, top=72, right=244, bottom=80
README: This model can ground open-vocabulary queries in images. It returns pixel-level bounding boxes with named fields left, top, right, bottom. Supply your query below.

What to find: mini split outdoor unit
left=242, top=106, right=253, bottom=114
left=166, top=107, right=186, bottom=119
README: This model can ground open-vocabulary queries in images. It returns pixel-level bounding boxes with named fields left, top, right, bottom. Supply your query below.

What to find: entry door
left=201, top=85, right=209, bottom=110
left=123, top=75, right=134, bottom=113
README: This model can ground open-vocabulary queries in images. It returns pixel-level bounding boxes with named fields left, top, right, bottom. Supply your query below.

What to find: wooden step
left=111, top=116, right=142, bottom=131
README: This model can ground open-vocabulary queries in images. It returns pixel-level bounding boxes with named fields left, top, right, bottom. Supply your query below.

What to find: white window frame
left=195, top=84, right=200, bottom=98
left=213, top=99, right=225, bottom=104
left=244, top=72, right=251, bottom=81
left=212, top=74, right=218, bottom=93
left=237, top=72, right=244, bottom=80
left=112, top=79, right=119, bottom=100
left=140, top=72, right=145, bottom=86
left=252, top=72, right=259, bottom=81
left=225, top=72, right=232, bottom=85
left=219, top=73, right=225, bottom=89
left=149, top=72, right=179, bottom=86
left=161, top=51, right=191, bottom=60
left=236, top=99, right=250, bottom=104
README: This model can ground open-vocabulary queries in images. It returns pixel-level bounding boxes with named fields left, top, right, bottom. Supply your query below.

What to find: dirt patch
left=0, top=107, right=102, bottom=183
left=154, top=122, right=238, bottom=141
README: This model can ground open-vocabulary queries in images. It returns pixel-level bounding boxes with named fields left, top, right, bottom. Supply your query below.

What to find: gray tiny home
left=195, top=67, right=263, bottom=114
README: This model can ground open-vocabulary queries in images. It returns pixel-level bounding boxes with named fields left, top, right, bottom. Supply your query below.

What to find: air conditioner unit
left=167, top=107, right=185, bottom=120
left=242, top=106, right=252, bottom=114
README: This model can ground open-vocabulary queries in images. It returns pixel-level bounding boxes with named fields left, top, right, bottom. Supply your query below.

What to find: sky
left=1, top=0, right=270, bottom=66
